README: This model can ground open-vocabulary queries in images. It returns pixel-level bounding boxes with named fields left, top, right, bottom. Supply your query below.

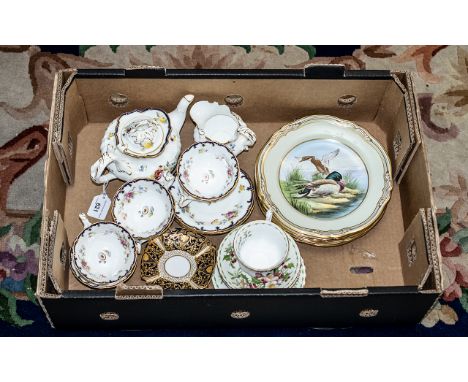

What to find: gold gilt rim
left=173, top=170, right=255, bottom=235
left=70, top=221, right=139, bottom=289
left=114, top=108, right=172, bottom=159
left=111, top=177, right=176, bottom=241
left=255, top=115, right=393, bottom=246
left=176, top=141, right=240, bottom=202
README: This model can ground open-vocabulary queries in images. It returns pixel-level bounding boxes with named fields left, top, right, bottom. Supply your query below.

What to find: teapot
left=90, top=94, right=194, bottom=187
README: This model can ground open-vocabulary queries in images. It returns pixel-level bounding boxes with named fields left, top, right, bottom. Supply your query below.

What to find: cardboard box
left=37, top=66, right=442, bottom=329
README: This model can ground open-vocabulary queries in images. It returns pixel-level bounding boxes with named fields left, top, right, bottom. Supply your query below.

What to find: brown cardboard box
left=36, top=67, right=442, bottom=329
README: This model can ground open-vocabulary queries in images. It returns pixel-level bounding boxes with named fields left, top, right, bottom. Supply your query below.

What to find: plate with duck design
left=169, top=170, right=254, bottom=234
left=256, top=115, right=392, bottom=246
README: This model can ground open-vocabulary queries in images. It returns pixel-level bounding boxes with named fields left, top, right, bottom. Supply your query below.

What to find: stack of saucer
left=212, top=215, right=306, bottom=289
left=169, top=142, right=254, bottom=234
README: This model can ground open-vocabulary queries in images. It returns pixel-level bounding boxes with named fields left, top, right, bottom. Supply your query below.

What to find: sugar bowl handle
left=79, top=213, right=92, bottom=229
left=265, top=209, right=273, bottom=222
left=90, top=152, right=118, bottom=184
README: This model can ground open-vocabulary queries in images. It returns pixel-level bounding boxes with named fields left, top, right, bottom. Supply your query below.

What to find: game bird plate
left=255, top=115, right=392, bottom=246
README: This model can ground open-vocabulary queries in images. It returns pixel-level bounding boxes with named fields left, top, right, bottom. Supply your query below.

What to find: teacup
left=233, top=210, right=290, bottom=277
left=112, top=178, right=174, bottom=241
left=176, top=142, right=239, bottom=207
left=70, top=213, right=140, bottom=289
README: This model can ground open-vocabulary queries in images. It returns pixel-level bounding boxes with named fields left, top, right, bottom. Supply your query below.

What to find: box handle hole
left=359, top=309, right=379, bottom=318
left=350, top=266, right=373, bottom=274
left=225, top=94, right=244, bottom=108
left=338, top=94, right=357, bottom=108
left=230, top=310, right=250, bottom=319
left=109, top=93, right=129, bottom=108
left=100, top=312, right=120, bottom=321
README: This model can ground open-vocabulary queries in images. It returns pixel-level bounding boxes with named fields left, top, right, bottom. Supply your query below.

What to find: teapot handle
left=90, top=153, right=118, bottom=184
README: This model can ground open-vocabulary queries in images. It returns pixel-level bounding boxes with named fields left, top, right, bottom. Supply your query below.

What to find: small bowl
left=112, top=179, right=174, bottom=240
left=177, top=142, right=239, bottom=201
left=71, top=214, right=139, bottom=289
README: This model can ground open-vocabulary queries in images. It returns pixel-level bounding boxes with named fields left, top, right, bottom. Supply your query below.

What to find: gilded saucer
left=140, top=228, right=217, bottom=289
left=169, top=170, right=254, bottom=234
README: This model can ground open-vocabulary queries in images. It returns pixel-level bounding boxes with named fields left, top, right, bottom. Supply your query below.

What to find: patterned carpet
left=1, top=45, right=467, bottom=335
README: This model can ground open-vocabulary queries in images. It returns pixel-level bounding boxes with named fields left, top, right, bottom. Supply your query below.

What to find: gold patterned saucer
left=141, top=228, right=217, bottom=289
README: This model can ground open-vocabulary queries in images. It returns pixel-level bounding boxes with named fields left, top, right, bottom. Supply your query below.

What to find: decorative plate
left=256, top=115, right=392, bottom=246
left=169, top=170, right=254, bottom=234
left=112, top=179, right=174, bottom=240
left=71, top=221, right=138, bottom=289
left=177, top=141, right=240, bottom=201
left=216, top=227, right=302, bottom=289
left=141, top=228, right=217, bottom=289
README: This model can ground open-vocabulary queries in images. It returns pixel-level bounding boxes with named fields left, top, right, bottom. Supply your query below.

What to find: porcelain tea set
left=71, top=96, right=393, bottom=291
left=72, top=96, right=305, bottom=290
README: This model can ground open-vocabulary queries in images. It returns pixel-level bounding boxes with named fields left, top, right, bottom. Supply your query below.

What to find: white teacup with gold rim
left=70, top=214, right=140, bottom=289
left=175, top=141, right=240, bottom=207
left=112, top=178, right=174, bottom=241
left=233, top=210, right=290, bottom=277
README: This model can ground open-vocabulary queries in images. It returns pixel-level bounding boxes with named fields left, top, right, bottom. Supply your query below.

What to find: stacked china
left=212, top=210, right=306, bottom=289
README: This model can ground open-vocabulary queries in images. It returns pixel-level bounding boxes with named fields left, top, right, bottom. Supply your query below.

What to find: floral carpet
left=1, top=45, right=468, bottom=335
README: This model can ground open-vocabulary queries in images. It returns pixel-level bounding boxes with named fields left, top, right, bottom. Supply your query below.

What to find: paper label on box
left=87, top=193, right=111, bottom=220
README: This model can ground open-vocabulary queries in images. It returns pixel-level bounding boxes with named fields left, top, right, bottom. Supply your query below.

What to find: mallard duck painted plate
left=256, top=115, right=392, bottom=246
left=141, top=228, right=217, bottom=289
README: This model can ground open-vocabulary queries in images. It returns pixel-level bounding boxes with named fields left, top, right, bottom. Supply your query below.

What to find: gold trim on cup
left=70, top=220, right=139, bottom=289
left=176, top=141, right=240, bottom=202
left=111, top=178, right=175, bottom=241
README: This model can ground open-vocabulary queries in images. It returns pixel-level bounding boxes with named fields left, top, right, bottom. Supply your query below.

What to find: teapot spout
left=168, top=94, right=194, bottom=134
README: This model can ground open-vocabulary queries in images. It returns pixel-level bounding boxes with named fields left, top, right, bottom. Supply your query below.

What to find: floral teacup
left=70, top=214, right=140, bottom=289
left=233, top=210, right=290, bottom=277
left=112, top=179, right=174, bottom=241
left=176, top=142, right=239, bottom=207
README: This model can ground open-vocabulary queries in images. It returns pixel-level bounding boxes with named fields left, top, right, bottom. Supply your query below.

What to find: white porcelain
left=233, top=211, right=289, bottom=277
left=256, top=115, right=393, bottom=246
left=215, top=225, right=303, bottom=289
left=169, top=170, right=254, bottom=234
left=70, top=214, right=139, bottom=289
left=212, top=257, right=306, bottom=289
left=112, top=179, right=174, bottom=241
left=90, top=95, right=194, bottom=187
left=191, top=101, right=256, bottom=156
left=176, top=141, right=239, bottom=204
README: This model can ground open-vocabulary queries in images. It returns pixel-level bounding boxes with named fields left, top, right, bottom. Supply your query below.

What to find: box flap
left=48, top=210, right=70, bottom=294
left=391, top=72, right=421, bottom=183
left=398, top=209, right=432, bottom=290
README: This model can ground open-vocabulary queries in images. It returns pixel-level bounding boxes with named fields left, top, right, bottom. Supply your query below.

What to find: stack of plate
left=212, top=227, right=306, bottom=289
left=255, top=115, right=393, bottom=246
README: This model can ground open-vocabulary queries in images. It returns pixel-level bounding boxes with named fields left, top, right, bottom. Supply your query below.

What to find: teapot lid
left=115, top=109, right=171, bottom=158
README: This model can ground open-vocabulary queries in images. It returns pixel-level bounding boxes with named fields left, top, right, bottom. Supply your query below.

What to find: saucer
left=141, top=228, right=217, bottom=289
left=216, top=227, right=302, bottom=289
left=213, top=257, right=306, bottom=289
left=169, top=170, right=254, bottom=234
left=112, top=179, right=174, bottom=240
left=71, top=221, right=138, bottom=289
